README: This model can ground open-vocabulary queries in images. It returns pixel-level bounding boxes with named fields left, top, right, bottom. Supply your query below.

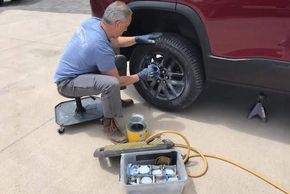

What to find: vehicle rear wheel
left=130, top=33, right=204, bottom=111
left=0, top=0, right=4, bottom=7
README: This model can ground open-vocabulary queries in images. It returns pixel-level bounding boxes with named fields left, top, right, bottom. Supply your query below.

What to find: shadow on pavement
left=52, top=83, right=290, bottom=148
left=124, top=83, right=290, bottom=145
left=2, top=0, right=41, bottom=7
left=0, top=0, right=91, bottom=14
left=98, top=156, right=120, bottom=175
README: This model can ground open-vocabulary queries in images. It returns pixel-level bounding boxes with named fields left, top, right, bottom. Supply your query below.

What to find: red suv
left=90, top=0, right=290, bottom=111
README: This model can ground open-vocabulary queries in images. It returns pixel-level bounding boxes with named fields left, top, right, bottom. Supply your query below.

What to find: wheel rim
left=140, top=51, right=185, bottom=101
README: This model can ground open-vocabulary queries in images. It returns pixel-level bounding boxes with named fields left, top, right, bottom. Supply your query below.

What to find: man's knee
left=104, top=77, right=120, bottom=92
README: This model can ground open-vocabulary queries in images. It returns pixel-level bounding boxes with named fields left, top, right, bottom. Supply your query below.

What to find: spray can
left=127, top=113, right=149, bottom=142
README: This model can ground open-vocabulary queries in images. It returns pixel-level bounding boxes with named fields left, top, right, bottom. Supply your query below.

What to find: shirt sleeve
left=95, top=42, right=115, bottom=73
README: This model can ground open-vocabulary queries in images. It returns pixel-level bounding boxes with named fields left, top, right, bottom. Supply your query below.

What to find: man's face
left=113, top=15, right=132, bottom=38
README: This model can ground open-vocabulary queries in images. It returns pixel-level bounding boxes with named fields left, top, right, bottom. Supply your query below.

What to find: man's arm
left=110, top=33, right=162, bottom=48
left=102, top=67, right=139, bottom=86
left=110, top=36, right=136, bottom=48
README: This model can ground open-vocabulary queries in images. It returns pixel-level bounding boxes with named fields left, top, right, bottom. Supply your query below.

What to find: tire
left=0, top=0, right=3, bottom=7
left=130, top=33, right=204, bottom=111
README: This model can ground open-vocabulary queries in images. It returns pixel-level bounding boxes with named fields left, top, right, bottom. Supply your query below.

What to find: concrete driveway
left=0, top=2, right=290, bottom=194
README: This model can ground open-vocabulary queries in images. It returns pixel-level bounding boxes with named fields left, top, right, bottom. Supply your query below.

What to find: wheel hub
left=141, top=53, right=186, bottom=100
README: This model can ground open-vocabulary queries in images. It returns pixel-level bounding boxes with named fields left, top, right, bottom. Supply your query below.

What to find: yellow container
left=127, top=114, right=149, bottom=142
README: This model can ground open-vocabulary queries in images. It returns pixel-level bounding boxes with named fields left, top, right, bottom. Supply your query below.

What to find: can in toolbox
left=120, top=149, right=188, bottom=194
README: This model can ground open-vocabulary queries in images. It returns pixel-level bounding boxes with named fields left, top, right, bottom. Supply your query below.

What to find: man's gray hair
left=103, top=1, right=132, bottom=24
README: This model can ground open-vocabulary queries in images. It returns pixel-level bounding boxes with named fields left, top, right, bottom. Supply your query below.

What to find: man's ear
left=114, top=20, right=122, bottom=28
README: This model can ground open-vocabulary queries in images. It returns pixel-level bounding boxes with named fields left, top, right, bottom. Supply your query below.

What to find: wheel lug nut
left=157, top=79, right=161, bottom=83
left=162, top=80, right=166, bottom=84
left=165, top=76, right=169, bottom=79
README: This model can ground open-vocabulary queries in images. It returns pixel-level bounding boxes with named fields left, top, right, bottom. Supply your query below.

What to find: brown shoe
left=103, top=118, right=128, bottom=143
left=121, top=99, right=134, bottom=108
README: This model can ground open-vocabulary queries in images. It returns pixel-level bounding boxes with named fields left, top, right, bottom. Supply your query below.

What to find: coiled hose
left=145, top=130, right=289, bottom=194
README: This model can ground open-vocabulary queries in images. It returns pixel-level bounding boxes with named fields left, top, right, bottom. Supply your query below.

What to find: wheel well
left=122, top=9, right=202, bottom=60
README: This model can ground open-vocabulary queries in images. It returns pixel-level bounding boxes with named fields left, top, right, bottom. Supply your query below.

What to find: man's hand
left=135, top=33, right=162, bottom=44
left=148, top=63, right=160, bottom=76
left=137, top=63, right=160, bottom=81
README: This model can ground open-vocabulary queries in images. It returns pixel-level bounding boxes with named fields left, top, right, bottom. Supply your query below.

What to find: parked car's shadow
left=1, top=0, right=40, bottom=7
left=125, top=83, right=290, bottom=145
left=0, top=0, right=90, bottom=14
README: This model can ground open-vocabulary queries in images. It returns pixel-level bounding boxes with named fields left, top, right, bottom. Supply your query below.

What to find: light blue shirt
left=54, top=17, right=115, bottom=82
